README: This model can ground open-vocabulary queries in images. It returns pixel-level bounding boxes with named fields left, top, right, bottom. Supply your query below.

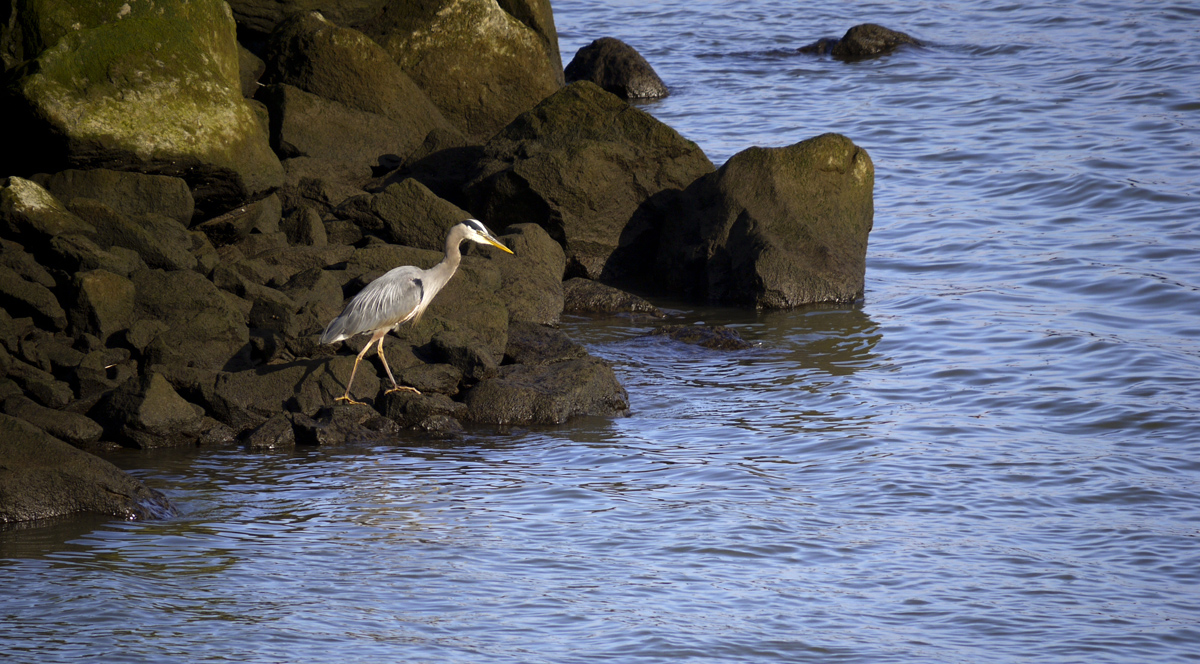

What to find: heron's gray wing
left=320, top=266, right=425, bottom=344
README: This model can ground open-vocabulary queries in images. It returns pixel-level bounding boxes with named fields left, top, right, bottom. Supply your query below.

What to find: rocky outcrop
left=799, top=23, right=922, bottom=60
left=657, top=133, right=874, bottom=308
left=465, top=82, right=714, bottom=281
left=565, top=37, right=669, bottom=100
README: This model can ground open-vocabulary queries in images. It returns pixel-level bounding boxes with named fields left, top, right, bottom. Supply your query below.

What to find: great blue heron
left=320, top=219, right=513, bottom=404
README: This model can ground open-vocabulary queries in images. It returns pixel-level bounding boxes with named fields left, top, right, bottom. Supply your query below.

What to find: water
left=3, top=1, right=1200, bottom=662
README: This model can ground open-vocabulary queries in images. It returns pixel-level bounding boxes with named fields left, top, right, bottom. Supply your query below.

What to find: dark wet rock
left=195, top=195, right=283, bottom=248
left=3, top=395, right=103, bottom=448
left=2, top=1, right=283, bottom=216
left=396, top=363, right=463, bottom=396
left=334, top=179, right=469, bottom=249
left=92, top=373, right=205, bottom=449
left=503, top=321, right=588, bottom=366
left=277, top=268, right=346, bottom=337
left=263, top=12, right=460, bottom=153
left=657, top=133, right=874, bottom=308
left=6, top=360, right=73, bottom=409
left=380, top=143, right=485, bottom=209
left=130, top=268, right=250, bottom=372
left=465, top=81, right=714, bottom=282
left=0, top=265, right=67, bottom=331
left=64, top=269, right=136, bottom=344
left=197, top=417, right=238, bottom=447
left=0, top=239, right=57, bottom=289
left=357, top=0, right=563, bottom=141
left=562, top=278, right=665, bottom=317
left=289, top=404, right=402, bottom=445
left=800, top=24, right=921, bottom=60
left=47, top=235, right=145, bottom=279
left=258, top=83, right=430, bottom=170
left=244, top=412, right=296, bottom=450
left=565, top=37, right=669, bottom=100
left=278, top=157, right=373, bottom=216
left=238, top=44, right=267, bottom=98
left=0, top=414, right=173, bottom=524
left=463, top=357, right=629, bottom=425
left=648, top=324, right=753, bottom=350
left=73, top=347, right=135, bottom=402
left=280, top=206, right=327, bottom=247
left=67, top=199, right=196, bottom=272
left=1, top=178, right=96, bottom=254
left=379, top=390, right=466, bottom=432
left=206, top=356, right=380, bottom=433
left=36, top=169, right=195, bottom=227
left=491, top=223, right=566, bottom=325
left=430, top=330, right=499, bottom=382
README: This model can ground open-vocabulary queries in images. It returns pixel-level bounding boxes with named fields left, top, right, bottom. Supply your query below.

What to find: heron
left=320, top=219, right=513, bottom=404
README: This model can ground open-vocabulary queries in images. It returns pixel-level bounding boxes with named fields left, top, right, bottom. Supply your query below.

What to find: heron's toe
left=385, top=385, right=422, bottom=396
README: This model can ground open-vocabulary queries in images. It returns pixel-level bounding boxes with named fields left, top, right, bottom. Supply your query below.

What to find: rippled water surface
left=4, top=1, right=1200, bottom=662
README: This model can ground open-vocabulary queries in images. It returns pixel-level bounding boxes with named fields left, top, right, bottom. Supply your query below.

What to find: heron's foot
left=385, top=385, right=422, bottom=396
left=335, top=395, right=367, bottom=406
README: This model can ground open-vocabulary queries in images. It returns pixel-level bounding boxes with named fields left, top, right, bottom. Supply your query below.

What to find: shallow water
left=3, top=1, right=1200, bottom=662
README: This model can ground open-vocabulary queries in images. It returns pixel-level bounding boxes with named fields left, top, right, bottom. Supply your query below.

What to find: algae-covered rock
left=0, top=178, right=96, bottom=253
left=658, top=133, right=874, bottom=308
left=465, top=81, right=714, bottom=281
left=3, top=0, right=283, bottom=215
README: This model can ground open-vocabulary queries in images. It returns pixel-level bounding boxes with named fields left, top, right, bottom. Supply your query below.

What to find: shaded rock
left=396, top=363, right=463, bottom=396
left=38, top=169, right=195, bottom=226
left=335, top=178, right=470, bottom=249
left=244, top=412, right=296, bottom=450
left=68, top=199, right=196, bottom=272
left=0, top=265, right=67, bottom=331
left=796, top=37, right=840, bottom=56
left=463, top=357, right=628, bottom=425
left=226, top=0, right=391, bottom=36
left=92, top=373, right=205, bottom=448
left=0, top=414, right=173, bottom=524
left=195, top=195, right=283, bottom=248
left=801, top=24, right=922, bottom=60
left=358, top=0, right=562, bottom=141
left=562, top=278, right=665, bottom=317
left=263, top=12, right=460, bottom=153
left=197, top=417, right=238, bottom=447
left=0, top=178, right=95, bottom=254
left=280, top=205, right=327, bottom=247
left=657, top=133, right=874, bottom=307
left=491, top=223, right=565, bottom=325
left=66, top=269, right=136, bottom=344
left=379, top=143, right=485, bottom=208
left=503, top=321, right=587, bottom=366
left=2, top=0, right=283, bottom=216
left=289, top=404, right=401, bottom=445
left=565, top=37, right=668, bottom=99
left=6, top=359, right=73, bottom=409
left=379, top=390, right=465, bottom=431
left=278, top=156, right=372, bottom=216
left=3, top=394, right=103, bottom=447
left=430, top=330, right=499, bottom=382
left=238, top=44, right=266, bottom=98
left=47, top=234, right=144, bottom=278
left=464, top=81, right=714, bottom=281
left=278, top=268, right=345, bottom=335
left=648, top=324, right=753, bottom=350
left=131, top=268, right=250, bottom=372
left=0, top=239, right=56, bottom=288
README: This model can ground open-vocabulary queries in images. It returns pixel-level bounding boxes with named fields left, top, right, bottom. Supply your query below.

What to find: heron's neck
left=432, top=230, right=465, bottom=285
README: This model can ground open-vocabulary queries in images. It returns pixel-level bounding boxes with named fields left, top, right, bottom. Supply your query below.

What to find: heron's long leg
left=377, top=333, right=422, bottom=396
left=335, top=334, right=381, bottom=406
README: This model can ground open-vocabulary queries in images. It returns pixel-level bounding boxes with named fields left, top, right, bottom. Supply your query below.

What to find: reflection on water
left=5, top=0, right=1200, bottom=662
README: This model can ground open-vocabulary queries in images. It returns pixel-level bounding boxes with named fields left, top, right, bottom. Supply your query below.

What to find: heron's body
left=321, top=219, right=512, bottom=404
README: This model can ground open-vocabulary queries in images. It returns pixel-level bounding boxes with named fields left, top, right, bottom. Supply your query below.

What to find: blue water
left=3, top=1, right=1200, bottom=662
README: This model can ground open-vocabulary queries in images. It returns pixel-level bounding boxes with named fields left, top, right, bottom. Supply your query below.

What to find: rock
left=396, top=363, right=463, bottom=396
left=3, top=394, right=104, bottom=448
left=6, top=359, right=73, bottom=409
left=226, top=0, right=390, bottom=35
left=380, top=142, right=485, bottom=208
left=2, top=0, right=284, bottom=216
left=289, top=405, right=401, bottom=445
left=197, top=416, right=238, bottom=447
left=0, top=178, right=95, bottom=254
left=335, top=178, right=470, bottom=249
left=430, top=330, right=499, bottom=382
left=68, top=199, right=197, bottom=272
left=657, top=133, right=874, bottom=307
left=48, top=235, right=144, bottom=278
left=491, top=223, right=565, bottom=325
left=800, top=23, right=922, bottom=60
left=280, top=206, right=327, bottom=247
left=278, top=156, right=373, bottom=216
left=92, top=373, right=205, bottom=448
left=238, top=44, right=266, bottom=98
left=258, top=83, right=430, bottom=170
left=562, top=278, right=665, bottom=317
left=503, top=321, right=587, bottom=366
left=565, top=37, right=668, bottom=99
left=379, top=390, right=466, bottom=431
left=0, top=239, right=57, bottom=289
left=66, top=269, right=137, bottom=344
left=244, top=412, right=296, bottom=450
left=0, top=265, right=67, bottom=331
left=130, top=268, right=250, bottom=372
left=359, top=0, right=563, bottom=140
left=648, top=324, right=753, bottom=350
left=0, top=414, right=173, bottom=523
left=277, top=268, right=345, bottom=335
left=263, top=12, right=460, bottom=154
left=463, top=357, right=628, bottom=425
left=37, top=169, right=195, bottom=227
left=464, top=81, right=714, bottom=281
left=194, top=195, right=283, bottom=248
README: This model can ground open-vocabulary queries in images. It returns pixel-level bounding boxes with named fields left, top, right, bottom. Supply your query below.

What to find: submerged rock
left=799, top=23, right=922, bottom=60
left=565, top=37, right=669, bottom=100
left=648, top=324, right=753, bottom=351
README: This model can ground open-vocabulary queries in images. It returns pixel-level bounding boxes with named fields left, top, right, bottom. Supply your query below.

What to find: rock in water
left=658, top=133, right=874, bottom=308
left=2, top=0, right=283, bottom=216
left=798, top=23, right=921, bottom=60
left=565, top=37, right=669, bottom=100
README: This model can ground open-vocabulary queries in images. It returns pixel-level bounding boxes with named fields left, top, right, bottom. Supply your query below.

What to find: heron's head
left=460, top=218, right=514, bottom=254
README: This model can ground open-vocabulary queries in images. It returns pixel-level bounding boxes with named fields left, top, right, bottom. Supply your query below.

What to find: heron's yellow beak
left=487, top=237, right=514, bottom=254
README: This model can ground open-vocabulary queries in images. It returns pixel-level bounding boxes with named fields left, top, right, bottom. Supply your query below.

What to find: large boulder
left=90, top=373, right=205, bottom=448
left=359, top=0, right=563, bottom=140
left=0, top=178, right=96, bottom=255
left=565, top=37, right=668, bottom=100
left=464, top=81, right=714, bottom=281
left=0, top=414, right=173, bottom=523
left=463, top=357, right=628, bottom=425
left=657, top=133, right=874, bottom=308
left=1, top=0, right=284, bottom=215
left=130, top=268, right=250, bottom=372
left=262, top=11, right=460, bottom=157
left=334, top=178, right=470, bottom=249
left=35, top=169, right=195, bottom=226
left=490, top=223, right=565, bottom=325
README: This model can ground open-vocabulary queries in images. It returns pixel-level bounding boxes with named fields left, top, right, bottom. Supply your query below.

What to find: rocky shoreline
left=1, top=1, right=885, bottom=524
